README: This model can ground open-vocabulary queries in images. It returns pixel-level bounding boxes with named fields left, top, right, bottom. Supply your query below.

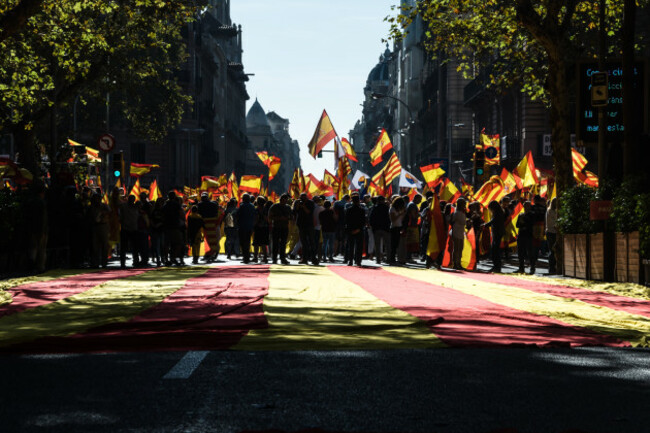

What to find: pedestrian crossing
left=0, top=264, right=649, bottom=353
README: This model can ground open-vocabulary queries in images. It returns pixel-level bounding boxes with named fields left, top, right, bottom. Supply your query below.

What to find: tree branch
left=0, top=0, right=46, bottom=43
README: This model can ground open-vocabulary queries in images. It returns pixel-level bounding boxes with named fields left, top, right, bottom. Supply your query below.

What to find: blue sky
left=230, top=0, right=397, bottom=177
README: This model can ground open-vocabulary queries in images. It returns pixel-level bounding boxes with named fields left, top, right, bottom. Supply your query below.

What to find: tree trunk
left=547, top=52, right=573, bottom=197
left=14, top=123, right=39, bottom=176
left=622, top=0, right=636, bottom=178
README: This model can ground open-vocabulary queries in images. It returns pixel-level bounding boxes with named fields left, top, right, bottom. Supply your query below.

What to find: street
left=2, top=260, right=650, bottom=432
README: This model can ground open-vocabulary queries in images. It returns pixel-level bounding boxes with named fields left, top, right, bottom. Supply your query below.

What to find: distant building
left=245, top=99, right=301, bottom=193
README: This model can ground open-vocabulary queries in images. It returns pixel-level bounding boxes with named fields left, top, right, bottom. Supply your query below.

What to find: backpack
left=225, top=212, right=234, bottom=228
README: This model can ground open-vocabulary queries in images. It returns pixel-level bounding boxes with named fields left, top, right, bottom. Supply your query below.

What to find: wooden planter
left=589, top=232, right=605, bottom=281
left=563, top=234, right=589, bottom=279
left=615, top=232, right=641, bottom=284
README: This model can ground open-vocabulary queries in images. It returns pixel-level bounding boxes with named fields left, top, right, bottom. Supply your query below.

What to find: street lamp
left=371, top=92, right=415, bottom=126
left=448, top=121, right=465, bottom=183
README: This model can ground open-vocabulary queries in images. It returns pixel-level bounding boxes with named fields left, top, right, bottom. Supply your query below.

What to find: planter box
left=615, top=232, right=641, bottom=284
left=563, top=234, right=576, bottom=278
left=575, top=234, right=588, bottom=279
left=589, top=233, right=605, bottom=281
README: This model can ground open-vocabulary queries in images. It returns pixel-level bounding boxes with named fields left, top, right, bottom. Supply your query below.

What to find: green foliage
left=611, top=176, right=647, bottom=233
left=557, top=184, right=597, bottom=234
left=0, top=0, right=202, bottom=137
left=637, top=193, right=650, bottom=259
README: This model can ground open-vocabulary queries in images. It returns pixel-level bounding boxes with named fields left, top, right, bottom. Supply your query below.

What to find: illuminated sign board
left=576, top=61, right=646, bottom=145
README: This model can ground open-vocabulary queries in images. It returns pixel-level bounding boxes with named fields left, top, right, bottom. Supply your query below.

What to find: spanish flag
left=514, top=151, right=538, bottom=188
left=442, top=228, right=477, bottom=271
left=438, top=178, right=461, bottom=203
left=289, top=168, right=306, bottom=198
left=200, top=176, right=221, bottom=191
left=228, top=172, right=239, bottom=201
left=130, top=163, right=159, bottom=178
left=307, top=174, right=333, bottom=197
left=502, top=202, right=524, bottom=248
left=239, top=175, right=262, bottom=194
left=460, top=177, right=474, bottom=198
left=426, top=194, right=446, bottom=260
left=323, top=169, right=339, bottom=188
left=480, top=130, right=501, bottom=166
left=499, top=168, right=519, bottom=193
left=420, top=163, right=445, bottom=188
left=308, top=110, right=337, bottom=158
left=337, top=137, right=358, bottom=162
left=370, top=129, right=393, bottom=166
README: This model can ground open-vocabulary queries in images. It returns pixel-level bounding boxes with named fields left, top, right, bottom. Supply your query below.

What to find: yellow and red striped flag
left=102, top=193, right=109, bottom=205
left=474, top=176, right=506, bottom=207
left=514, top=151, right=538, bottom=189
left=420, top=163, right=445, bottom=188
left=308, top=110, right=337, bottom=158
left=382, top=153, right=402, bottom=184
left=442, top=228, right=478, bottom=271
left=338, top=156, right=352, bottom=180
left=86, top=146, right=101, bottom=163
left=289, top=168, right=306, bottom=199
left=228, top=172, right=239, bottom=201
left=130, top=163, right=159, bottom=178
left=369, top=129, right=393, bottom=166
left=439, top=178, right=461, bottom=203
left=460, top=177, right=474, bottom=199
left=130, top=179, right=141, bottom=199
left=307, top=174, right=333, bottom=197
left=502, top=202, right=524, bottom=248
left=239, top=175, right=262, bottom=194
left=256, top=151, right=282, bottom=181
left=499, top=168, right=519, bottom=193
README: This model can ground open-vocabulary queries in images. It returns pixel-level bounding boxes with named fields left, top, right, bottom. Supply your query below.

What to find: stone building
left=245, top=99, right=301, bottom=193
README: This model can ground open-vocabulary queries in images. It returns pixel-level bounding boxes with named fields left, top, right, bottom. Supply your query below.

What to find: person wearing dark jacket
left=236, top=194, right=256, bottom=264
left=484, top=200, right=506, bottom=273
left=369, top=195, right=391, bottom=264
left=187, top=205, right=204, bottom=264
left=516, top=201, right=534, bottom=273
left=345, top=194, right=367, bottom=266
left=319, top=200, right=337, bottom=262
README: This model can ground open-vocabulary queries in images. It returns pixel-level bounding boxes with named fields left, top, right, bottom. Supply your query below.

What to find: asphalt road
left=2, top=347, right=650, bottom=433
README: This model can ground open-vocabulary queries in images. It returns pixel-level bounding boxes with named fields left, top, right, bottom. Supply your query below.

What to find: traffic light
left=474, top=148, right=485, bottom=178
left=113, top=151, right=123, bottom=178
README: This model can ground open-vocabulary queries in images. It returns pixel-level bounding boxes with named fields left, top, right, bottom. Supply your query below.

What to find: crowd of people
left=3, top=182, right=558, bottom=275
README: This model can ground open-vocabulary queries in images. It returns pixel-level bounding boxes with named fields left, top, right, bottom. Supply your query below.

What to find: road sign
left=98, top=134, right=115, bottom=152
left=591, top=72, right=609, bottom=107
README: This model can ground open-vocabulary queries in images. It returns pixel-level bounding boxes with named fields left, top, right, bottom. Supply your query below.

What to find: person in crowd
left=88, top=193, right=110, bottom=268
left=162, top=191, right=185, bottom=266
left=135, top=200, right=150, bottom=266
left=363, top=195, right=375, bottom=260
left=333, top=194, right=349, bottom=259
left=224, top=198, right=239, bottom=260
left=119, top=194, right=140, bottom=268
left=269, top=194, right=292, bottom=265
left=370, top=195, right=391, bottom=264
left=546, top=197, right=558, bottom=274
left=405, top=194, right=423, bottom=261
left=449, top=198, right=467, bottom=270
left=388, top=196, right=406, bottom=265
left=295, top=193, right=318, bottom=265
left=24, top=181, right=49, bottom=272
left=419, top=191, right=434, bottom=261
left=319, top=200, right=337, bottom=262
left=530, top=195, right=547, bottom=274
left=484, top=200, right=506, bottom=273
left=516, top=201, right=534, bottom=274
left=313, top=196, right=325, bottom=262
left=187, top=205, right=205, bottom=264
left=236, top=193, right=256, bottom=264
left=198, top=192, right=223, bottom=263
left=108, top=187, right=123, bottom=256
left=252, top=196, right=270, bottom=263
left=467, top=201, right=484, bottom=264
left=150, top=197, right=165, bottom=266
left=345, top=194, right=366, bottom=266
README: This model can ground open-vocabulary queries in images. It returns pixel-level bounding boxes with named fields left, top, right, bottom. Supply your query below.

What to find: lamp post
left=448, top=120, right=465, bottom=183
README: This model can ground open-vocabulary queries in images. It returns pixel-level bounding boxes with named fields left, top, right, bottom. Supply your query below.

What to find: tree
left=0, top=0, right=204, bottom=175
left=388, top=0, right=645, bottom=196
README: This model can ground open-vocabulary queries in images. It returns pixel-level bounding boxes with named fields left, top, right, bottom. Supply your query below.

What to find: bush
left=557, top=184, right=597, bottom=234
left=611, top=176, right=646, bottom=233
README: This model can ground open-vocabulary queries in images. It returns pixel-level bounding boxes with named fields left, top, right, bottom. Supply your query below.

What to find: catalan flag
left=308, top=110, right=337, bottom=158
left=474, top=176, right=506, bottom=207
left=338, top=156, right=352, bottom=179
left=460, top=177, right=474, bottom=198
left=130, top=163, right=159, bottom=178
left=130, top=179, right=141, bottom=199
left=572, top=148, right=598, bottom=187
left=369, top=129, right=393, bottom=166
left=382, top=153, right=402, bottom=184
left=420, top=163, right=445, bottom=188
left=149, top=180, right=162, bottom=202
left=86, top=147, right=101, bottom=163
left=289, top=168, right=306, bottom=199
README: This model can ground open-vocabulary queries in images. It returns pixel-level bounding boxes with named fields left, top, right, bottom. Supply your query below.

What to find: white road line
left=163, top=351, right=209, bottom=380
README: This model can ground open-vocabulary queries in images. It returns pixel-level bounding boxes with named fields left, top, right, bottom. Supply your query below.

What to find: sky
left=230, top=0, right=397, bottom=177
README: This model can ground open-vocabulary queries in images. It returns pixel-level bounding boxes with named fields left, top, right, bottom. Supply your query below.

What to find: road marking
left=163, top=351, right=209, bottom=380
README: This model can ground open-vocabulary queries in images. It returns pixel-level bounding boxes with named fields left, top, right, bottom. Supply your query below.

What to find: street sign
left=590, top=72, right=609, bottom=107
left=590, top=201, right=613, bottom=221
left=98, top=134, right=115, bottom=152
